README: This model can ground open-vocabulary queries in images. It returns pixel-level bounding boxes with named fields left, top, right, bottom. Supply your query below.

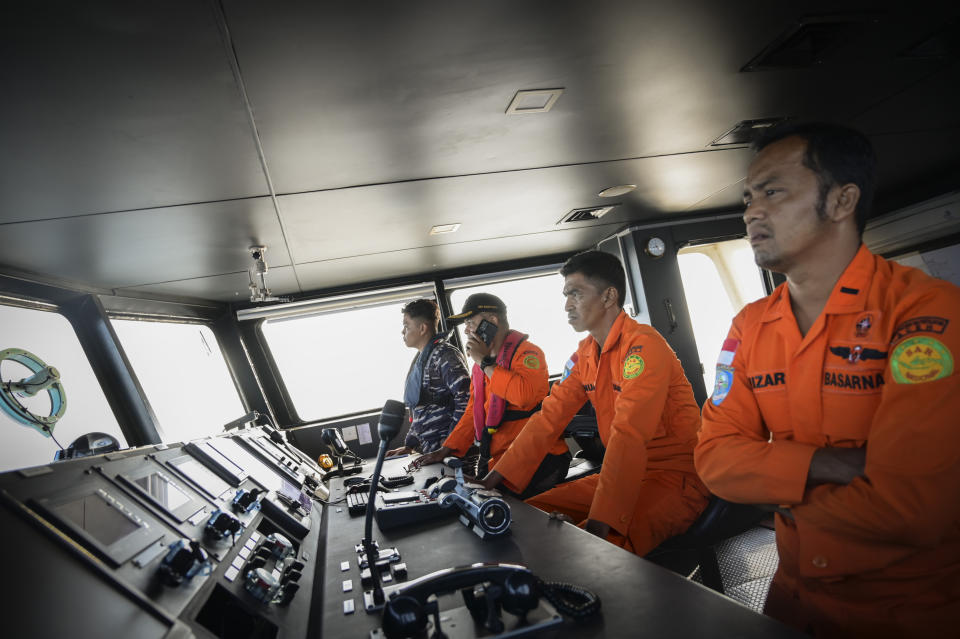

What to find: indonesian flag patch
left=717, top=338, right=740, bottom=366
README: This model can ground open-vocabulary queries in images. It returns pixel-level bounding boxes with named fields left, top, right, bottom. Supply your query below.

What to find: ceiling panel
left=117, top=265, right=301, bottom=303
left=0, top=198, right=288, bottom=291
left=223, top=0, right=953, bottom=193
left=0, top=1, right=268, bottom=223
left=0, top=1, right=957, bottom=303
left=278, top=148, right=753, bottom=264
left=291, top=226, right=621, bottom=294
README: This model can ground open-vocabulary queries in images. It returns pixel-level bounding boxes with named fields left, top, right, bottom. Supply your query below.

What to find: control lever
left=205, top=509, right=242, bottom=542
left=157, top=538, right=211, bottom=587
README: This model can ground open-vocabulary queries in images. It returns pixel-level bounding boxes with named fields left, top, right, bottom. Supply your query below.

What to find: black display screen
left=134, top=472, right=193, bottom=512
left=169, top=456, right=232, bottom=499
left=208, top=437, right=285, bottom=492
left=53, top=492, right=141, bottom=547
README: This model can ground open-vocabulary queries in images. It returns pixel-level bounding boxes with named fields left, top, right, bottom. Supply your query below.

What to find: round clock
left=644, top=236, right=666, bottom=258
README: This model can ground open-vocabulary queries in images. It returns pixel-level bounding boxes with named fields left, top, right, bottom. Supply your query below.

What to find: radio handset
left=379, top=562, right=601, bottom=639
left=380, top=563, right=541, bottom=639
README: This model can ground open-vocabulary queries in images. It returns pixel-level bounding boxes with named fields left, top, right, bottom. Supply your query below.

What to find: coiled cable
left=539, top=579, right=601, bottom=619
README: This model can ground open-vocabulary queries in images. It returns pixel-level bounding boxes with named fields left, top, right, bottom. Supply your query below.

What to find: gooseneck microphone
left=362, top=399, right=405, bottom=607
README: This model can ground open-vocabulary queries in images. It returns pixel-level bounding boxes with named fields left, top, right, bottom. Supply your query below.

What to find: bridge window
left=111, top=320, right=244, bottom=443
left=446, top=268, right=582, bottom=376
left=678, top=239, right=766, bottom=394
left=0, top=303, right=125, bottom=472
left=260, top=285, right=436, bottom=421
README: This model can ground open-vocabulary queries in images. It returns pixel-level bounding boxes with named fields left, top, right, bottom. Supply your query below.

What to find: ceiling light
left=429, top=223, right=461, bottom=235
left=505, top=88, right=564, bottom=114
left=598, top=184, right=636, bottom=198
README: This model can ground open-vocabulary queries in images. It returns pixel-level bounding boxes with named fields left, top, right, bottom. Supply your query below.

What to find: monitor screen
left=134, top=472, right=194, bottom=513
left=169, top=456, right=232, bottom=500
left=207, top=437, right=286, bottom=492
left=53, top=492, right=141, bottom=547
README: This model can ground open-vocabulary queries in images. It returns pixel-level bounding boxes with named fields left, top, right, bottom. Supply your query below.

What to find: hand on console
left=479, top=469, right=502, bottom=490
left=409, top=446, right=451, bottom=470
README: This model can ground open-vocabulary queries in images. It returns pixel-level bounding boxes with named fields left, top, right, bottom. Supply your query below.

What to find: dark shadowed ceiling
left=1, top=1, right=958, bottom=303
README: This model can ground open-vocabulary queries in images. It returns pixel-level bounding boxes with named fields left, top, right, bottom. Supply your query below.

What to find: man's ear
left=830, top=183, right=861, bottom=224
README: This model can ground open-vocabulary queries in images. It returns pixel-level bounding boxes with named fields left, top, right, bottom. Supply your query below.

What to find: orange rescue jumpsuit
left=494, top=312, right=709, bottom=556
left=443, top=339, right=567, bottom=468
left=696, top=245, right=960, bottom=638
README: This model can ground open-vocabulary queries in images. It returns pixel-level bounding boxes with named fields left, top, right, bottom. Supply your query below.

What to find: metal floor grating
left=691, top=526, right=779, bottom=613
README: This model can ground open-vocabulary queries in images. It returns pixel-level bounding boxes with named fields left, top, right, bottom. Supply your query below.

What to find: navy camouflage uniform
left=405, top=340, right=471, bottom=453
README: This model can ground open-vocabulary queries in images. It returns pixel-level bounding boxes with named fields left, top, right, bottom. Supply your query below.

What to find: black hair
left=402, top=298, right=440, bottom=333
left=560, top=250, right=626, bottom=307
left=752, top=121, right=877, bottom=235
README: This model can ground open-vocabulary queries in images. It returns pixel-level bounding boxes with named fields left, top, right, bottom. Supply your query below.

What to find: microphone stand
left=362, top=435, right=390, bottom=607
left=361, top=399, right=405, bottom=612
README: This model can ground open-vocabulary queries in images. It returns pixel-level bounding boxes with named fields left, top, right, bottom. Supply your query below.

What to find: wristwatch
left=480, top=355, right=497, bottom=368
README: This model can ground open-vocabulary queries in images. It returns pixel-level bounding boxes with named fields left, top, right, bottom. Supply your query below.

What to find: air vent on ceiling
left=558, top=205, right=617, bottom=225
left=709, top=117, right=791, bottom=147
left=742, top=15, right=875, bottom=71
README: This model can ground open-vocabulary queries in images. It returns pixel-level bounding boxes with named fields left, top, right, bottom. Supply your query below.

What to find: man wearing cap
left=412, top=293, right=571, bottom=499
left=480, top=251, right=708, bottom=556
left=386, top=299, right=470, bottom=457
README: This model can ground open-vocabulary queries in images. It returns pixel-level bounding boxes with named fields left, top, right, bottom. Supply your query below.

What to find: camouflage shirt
left=405, top=340, right=470, bottom=453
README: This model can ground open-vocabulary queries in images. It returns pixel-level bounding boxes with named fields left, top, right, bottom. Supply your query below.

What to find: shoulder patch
left=623, top=353, right=645, bottom=379
left=627, top=345, right=643, bottom=355
left=560, top=354, right=578, bottom=382
left=522, top=354, right=541, bottom=369
left=712, top=365, right=735, bottom=405
left=891, top=316, right=949, bottom=345
left=890, top=335, right=953, bottom=384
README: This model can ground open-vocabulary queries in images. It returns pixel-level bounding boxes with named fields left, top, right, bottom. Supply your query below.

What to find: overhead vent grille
left=742, top=15, right=876, bottom=71
left=558, top=205, right=617, bottom=225
left=710, top=117, right=791, bottom=147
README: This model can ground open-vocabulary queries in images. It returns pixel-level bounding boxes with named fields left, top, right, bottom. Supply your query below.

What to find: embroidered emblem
left=828, top=345, right=887, bottom=364
left=891, top=316, right=949, bottom=345
left=717, top=338, right=740, bottom=366
left=712, top=365, right=734, bottom=405
left=854, top=313, right=873, bottom=338
left=623, top=353, right=645, bottom=379
left=523, top=354, right=541, bottom=369
left=561, top=356, right=576, bottom=382
left=890, top=336, right=953, bottom=384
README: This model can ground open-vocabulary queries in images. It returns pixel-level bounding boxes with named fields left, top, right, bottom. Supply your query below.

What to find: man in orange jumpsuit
left=695, top=122, right=960, bottom=638
left=413, top=293, right=570, bottom=498
left=481, top=251, right=709, bottom=555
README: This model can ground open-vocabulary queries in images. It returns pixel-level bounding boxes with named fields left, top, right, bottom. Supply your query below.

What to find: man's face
left=563, top=272, right=610, bottom=333
left=743, top=136, right=832, bottom=273
left=401, top=313, right=427, bottom=348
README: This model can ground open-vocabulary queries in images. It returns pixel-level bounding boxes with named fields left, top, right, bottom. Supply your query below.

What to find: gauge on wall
left=644, top=237, right=666, bottom=258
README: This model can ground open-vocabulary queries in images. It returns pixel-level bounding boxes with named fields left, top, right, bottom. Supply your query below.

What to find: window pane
left=448, top=273, right=582, bottom=376
left=678, top=239, right=765, bottom=394
left=262, top=301, right=414, bottom=420
left=0, top=304, right=125, bottom=472
left=111, top=320, right=245, bottom=443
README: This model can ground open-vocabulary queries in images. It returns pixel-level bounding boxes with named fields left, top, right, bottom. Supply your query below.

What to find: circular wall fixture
left=598, top=184, right=636, bottom=198
left=644, top=237, right=666, bottom=258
